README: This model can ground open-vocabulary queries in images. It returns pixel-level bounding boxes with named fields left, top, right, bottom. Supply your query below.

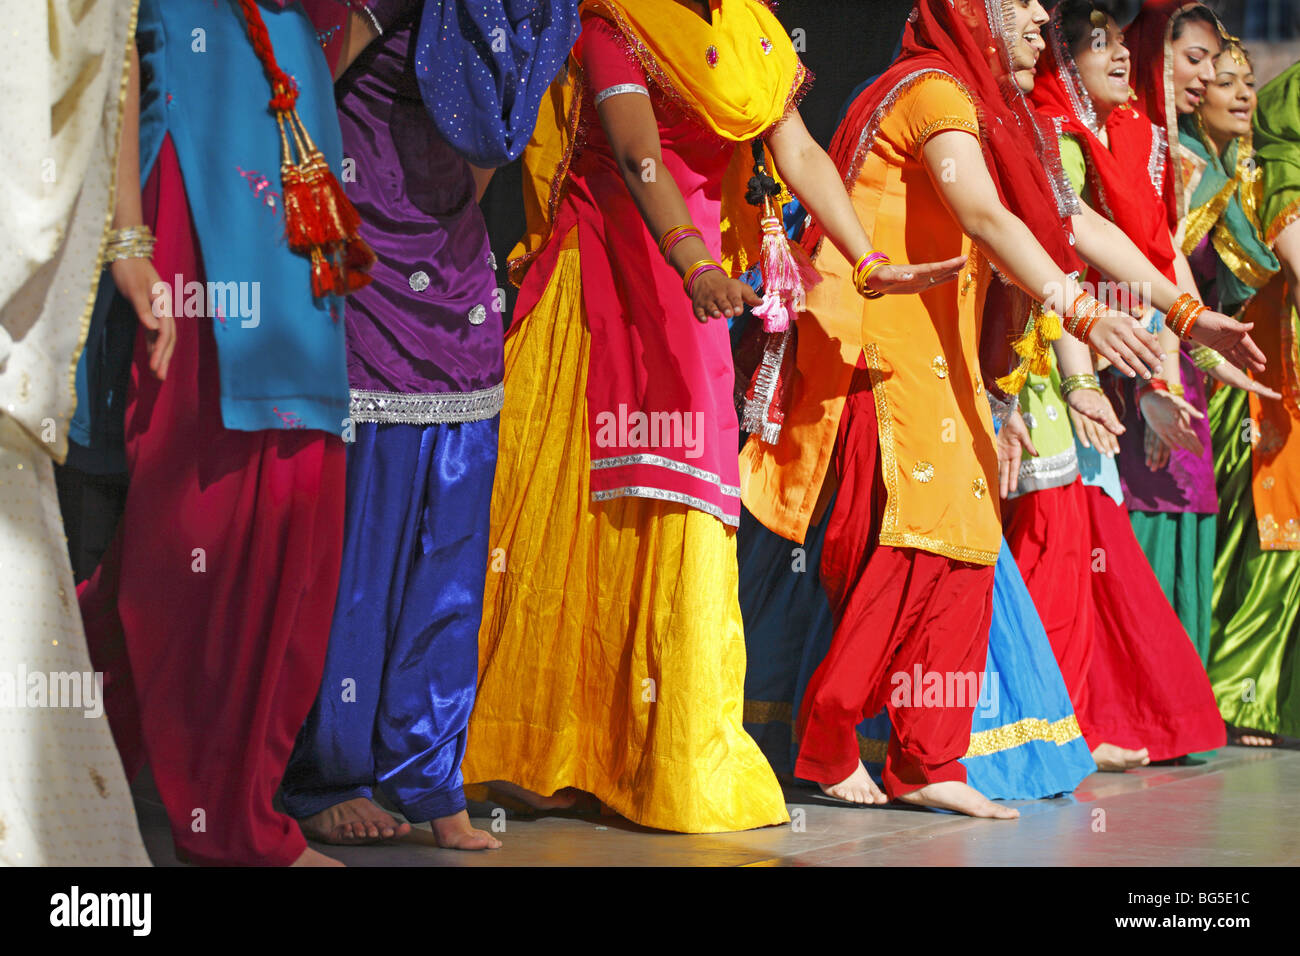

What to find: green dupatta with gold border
left=1179, top=113, right=1278, bottom=310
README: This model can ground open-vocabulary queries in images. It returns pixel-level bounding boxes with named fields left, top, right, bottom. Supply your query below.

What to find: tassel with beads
left=239, top=0, right=374, bottom=300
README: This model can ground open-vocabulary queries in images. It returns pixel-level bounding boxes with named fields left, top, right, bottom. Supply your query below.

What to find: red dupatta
left=1030, top=5, right=1177, bottom=284
left=803, top=0, right=1083, bottom=393
left=806, top=0, right=1080, bottom=270
left=1126, top=0, right=1224, bottom=229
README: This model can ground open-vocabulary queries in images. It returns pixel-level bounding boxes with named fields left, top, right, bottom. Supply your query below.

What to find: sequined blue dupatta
left=415, top=0, right=582, bottom=167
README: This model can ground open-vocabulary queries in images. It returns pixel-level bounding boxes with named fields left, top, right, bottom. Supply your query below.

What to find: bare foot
left=291, top=846, right=345, bottom=867
left=431, top=809, right=501, bottom=850
left=819, top=761, right=888, bottom=805
left=298, top=796, right=413, bottom=845
left=487, top=780, right=580, bottom=811
left=1228, top=725, right=1276, bottom=747
left=896, top=780, right=1019, bottom=819
left=1092, top=742, right=1151, bottom=771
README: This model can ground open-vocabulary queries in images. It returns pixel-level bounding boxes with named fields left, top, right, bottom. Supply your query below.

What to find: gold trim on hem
left=1266, top=196, right=1300, bottom=248
left=877, top=530, right=998, bottom=566
left=857, top=734, right=889, bottom=766
left=1212, top=221, right=1276, bottom=290
left=964, top=714, right=1084, bottom=758
left=1180, top=178, right=1233, bottom=255
left=744, top=699, right=793, bottom=724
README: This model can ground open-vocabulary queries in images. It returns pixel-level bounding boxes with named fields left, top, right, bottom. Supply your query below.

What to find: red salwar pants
left=1004, top=480, right=1225, bottom=759
left=77, top=137, right=346, bottom=866
left=795, top=370, right=995, bottom=797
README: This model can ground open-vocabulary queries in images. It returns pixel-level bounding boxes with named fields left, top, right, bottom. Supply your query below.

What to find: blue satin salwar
left=282, top=417, right=498, bottom=822
left=739, top=506, right=1096, bottom=799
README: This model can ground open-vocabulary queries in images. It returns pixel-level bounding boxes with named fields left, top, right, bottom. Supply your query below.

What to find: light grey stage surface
left=132, top=746, right=1299, bottom=866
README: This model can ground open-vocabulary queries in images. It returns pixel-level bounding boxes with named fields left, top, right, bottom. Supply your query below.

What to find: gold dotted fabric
left=0, top=415, right=150, bottom=866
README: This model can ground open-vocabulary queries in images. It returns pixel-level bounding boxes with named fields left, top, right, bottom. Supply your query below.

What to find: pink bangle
left=683, top=260, right=725, bottom=298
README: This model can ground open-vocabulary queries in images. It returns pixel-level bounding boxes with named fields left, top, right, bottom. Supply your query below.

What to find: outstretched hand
left=1139, top=390, right=1204, bottom=458
left=1065, top=387, right=1124, bottom=457
left=862, top=255, right=968, bottom=297
left=1191, top=309, right=1266, bottom=373
left=1206, top=360, right=1281, bottom=400
left=1144, top=428, right=1171, bottom=471
left=997, top=408, right=1038, bottom=499
left=1085, top=310, right=1163, bottom=380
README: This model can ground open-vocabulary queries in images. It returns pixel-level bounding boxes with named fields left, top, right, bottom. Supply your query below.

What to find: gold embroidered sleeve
left=911, top=116, right=980, bottom=157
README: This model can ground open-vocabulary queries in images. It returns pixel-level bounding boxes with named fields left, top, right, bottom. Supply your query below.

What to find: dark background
left=479, top=0, right=1300, bottom=309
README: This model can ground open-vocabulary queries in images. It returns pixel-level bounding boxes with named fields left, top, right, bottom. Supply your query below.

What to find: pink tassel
left=755, top=210, right=821, bottom=333
left=752, top=290, right=790, bottom=333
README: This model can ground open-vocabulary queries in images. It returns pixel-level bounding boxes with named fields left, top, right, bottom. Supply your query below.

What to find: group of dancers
left=2, top=0, right=1297, bottom=867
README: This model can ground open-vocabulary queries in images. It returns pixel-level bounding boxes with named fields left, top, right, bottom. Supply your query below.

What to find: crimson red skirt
left=1004, top=480, right=1224, bottom=758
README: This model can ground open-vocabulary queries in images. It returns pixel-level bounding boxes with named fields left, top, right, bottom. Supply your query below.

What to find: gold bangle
left=1059, top=373, right=1102, bottom=396
left=1191, top=346, right=1224, bottom=371
left=854, top=252, right=890, bottom=300
left=682, top=258, right=724, bottom=297
left=658, top=224, right=702, bottom=260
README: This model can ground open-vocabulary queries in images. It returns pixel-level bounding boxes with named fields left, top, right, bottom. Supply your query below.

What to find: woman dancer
left=78, top=0, right=369, bottom=866
left=1092, top=0, right=1239, bottom=658
left=1205, top=53, right=1300, bottom=745
left=737, top=140, right=1095, bottom=803
left=744, top=0, right=1256, bottom=815
left=462, top=0, right=965, bottom=833
left=282, top=0, right=579, bottom=851
left=1005, top=0, right=1227, bottom=770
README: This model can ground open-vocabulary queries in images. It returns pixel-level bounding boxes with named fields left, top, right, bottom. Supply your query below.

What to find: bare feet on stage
left=1228, top=725, right=1277, bottom=747
left=820, top=761, right=888, bottom=804
left=896, top=781, right=1020, bottom=819
left=1091, top=742, right=1151, bottom=771
left=291, top=847, right=345, bottom=867
left=486, top=780, right=581, bottom=811
left=432, top=809, right=502, bottom=851
left=298, top=796, right=413, bottom=845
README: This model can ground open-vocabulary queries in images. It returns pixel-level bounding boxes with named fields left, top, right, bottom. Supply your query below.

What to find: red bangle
left=1137, top=377, right=1169, bottom=401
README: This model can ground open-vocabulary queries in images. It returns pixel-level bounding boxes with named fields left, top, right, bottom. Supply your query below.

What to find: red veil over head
left=1126, top=0, right=1226, bottom=227
left=804, top=0, right=1083, bottom=388
left=1030, top=2, right=1177, bottom=284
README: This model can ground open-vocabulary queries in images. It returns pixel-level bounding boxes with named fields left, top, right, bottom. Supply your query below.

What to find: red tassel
left=237, top=0, right=375, bottom=301
left=310, top=249, right=337, bottom=298
left=343, top=236, right=376, bottom=274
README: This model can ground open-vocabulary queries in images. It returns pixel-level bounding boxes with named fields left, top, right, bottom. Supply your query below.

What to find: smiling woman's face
left=1008, top=0, right=1050, bottom=73
left=1199, top=48, right=1256, bottom=145
left=1071, top=17, right=1131, bottom=111
left=1170, top=18, right=1221, bottom=113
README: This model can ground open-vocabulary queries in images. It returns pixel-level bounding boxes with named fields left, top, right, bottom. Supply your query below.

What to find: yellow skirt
left=463, top=242, right=789, bottom=833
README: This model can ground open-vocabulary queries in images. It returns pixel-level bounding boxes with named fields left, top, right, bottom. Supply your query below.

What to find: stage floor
left=133, top=745, right=1299, bottom=866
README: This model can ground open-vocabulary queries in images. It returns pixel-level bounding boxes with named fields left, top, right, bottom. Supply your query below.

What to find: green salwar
left=1206, top=386, right=1300, bottom=737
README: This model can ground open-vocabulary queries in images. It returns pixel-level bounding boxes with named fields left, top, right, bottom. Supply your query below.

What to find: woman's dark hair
left=1058, top=0, right=1119, bottom=56
left=1171, top=6, right=1224, bottom=44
